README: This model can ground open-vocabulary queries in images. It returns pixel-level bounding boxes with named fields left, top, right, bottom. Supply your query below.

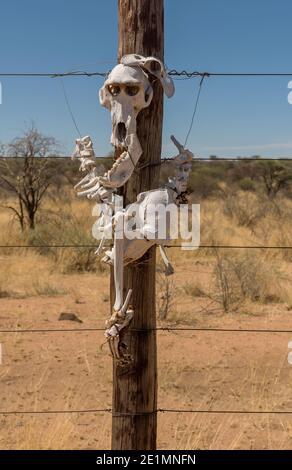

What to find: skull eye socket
left=149, top=60, right=161, bottom=73
left=108, top=84, right=121, bottom=96
left=125, top=85, right=140, bottom=96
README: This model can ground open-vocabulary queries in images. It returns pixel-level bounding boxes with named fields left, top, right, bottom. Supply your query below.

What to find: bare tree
left=0, top=125, right=59, bottom=230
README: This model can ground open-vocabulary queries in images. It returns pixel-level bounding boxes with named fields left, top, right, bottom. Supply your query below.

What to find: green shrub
left=238, top=177, right=256, bottom=192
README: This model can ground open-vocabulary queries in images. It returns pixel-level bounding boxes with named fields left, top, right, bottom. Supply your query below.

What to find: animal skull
left=99, top=63, right=153, bottom=149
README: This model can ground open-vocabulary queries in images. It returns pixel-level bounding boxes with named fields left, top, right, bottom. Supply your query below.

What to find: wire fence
left=1, top=325, right=292, bottom=417
left=1, top=326, right=292, bottom=334
left=1, top=65, right=292, bottom=423
left=3, top=69, right=292, bottom=78
left=0, top=244, right=291, bottom=249
left=2, top=408, right=292, bottom=416
left=2, top=68, right=292, bottom=160
left=1, top=156, right=292, bottom=161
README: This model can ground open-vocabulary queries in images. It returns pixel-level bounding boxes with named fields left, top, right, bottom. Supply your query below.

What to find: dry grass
left=0, top=252, right=67, bottom=298
left=1, top=188, right=292, bottom=449
left=166, top=191, right=292, bottom=314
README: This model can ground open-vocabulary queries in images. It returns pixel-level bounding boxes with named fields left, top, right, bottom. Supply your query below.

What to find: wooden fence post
left=111, top=0, right=164, bottom=451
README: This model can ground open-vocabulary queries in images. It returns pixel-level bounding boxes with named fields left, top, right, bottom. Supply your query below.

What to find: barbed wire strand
left=184, top=74, right=206, bottom=147
left=0, top=409, right=112, bottom=415
left=59, top=78, right=82, bottom=138
left=1, top=326, right=292, bottom=334
left=0, top=71, right=108, bottom=77
left=1, top=408, right=292, bottom=416
left=0, top=244, right=291, bottom=249
left=169, top=71, right=292, bottom=78
left=4, top=69, right=292, bottom=78
left=1, top=156, right=292, bottom=162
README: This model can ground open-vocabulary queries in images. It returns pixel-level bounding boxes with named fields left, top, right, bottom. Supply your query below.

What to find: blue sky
left=1, top=0, right=292, bottom=157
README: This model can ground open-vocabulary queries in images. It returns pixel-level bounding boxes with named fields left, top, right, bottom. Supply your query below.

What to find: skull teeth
left=107, top=151, right=127, bottom=177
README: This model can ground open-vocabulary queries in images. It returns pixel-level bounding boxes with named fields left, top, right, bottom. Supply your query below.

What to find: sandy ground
left=1, top=260, right=292, bottom=451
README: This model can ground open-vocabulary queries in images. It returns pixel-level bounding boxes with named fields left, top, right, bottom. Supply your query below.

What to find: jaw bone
left=75, top=133, right=142, bottom=203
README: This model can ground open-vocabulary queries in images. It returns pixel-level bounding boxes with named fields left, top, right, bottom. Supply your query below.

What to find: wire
left=59, top=78, right=82, bottom=138
left=148, top=327, right=292, bottom=333
left=0, top=328, right=105, bottom=333
left=168, top=70, right=292, bottom=78
left=166, top=245, right=292, bottom=249
left=1, top=407, right=292, bottom=416
left=158, top=409, right=292, bottom=415
left=0, top=244, right=291, bottom=249
left=0, top=245, right=104, bottom=248
left=3, top=69, right=292, bottom=78
left=190, top=158, right=292, bottom=161
left=0, top=71, right=107, bottom=78
left=1, top=327, right=292, bottom=334
left=0, top=409, right=111, bottom=415
left=0, top=156, right=291, bottom=162
left=184, top=74, right=206, bottom=147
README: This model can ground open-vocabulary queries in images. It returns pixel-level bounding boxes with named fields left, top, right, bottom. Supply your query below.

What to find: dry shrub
left=0, top=202, right=26, bottom=247
left=27, top=209, right=106, bottom=274
left=250, top=197, right=292, bottom=262
left=0, top=195, right=107, bottom=277
left=209, top=249, right=285, bottom=311
left=55, top=247, right=106, bottom=274
left=183, top=283, right=206, bottom=298
left=156, top=265, right=175, bottom=320
left=223, top=191, right=267, bottom=230
left=199, top=199, right=256, bottom=251
left=195, top=248, right=287, bottom=312
left=274, top=230, right=292, bottom=263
